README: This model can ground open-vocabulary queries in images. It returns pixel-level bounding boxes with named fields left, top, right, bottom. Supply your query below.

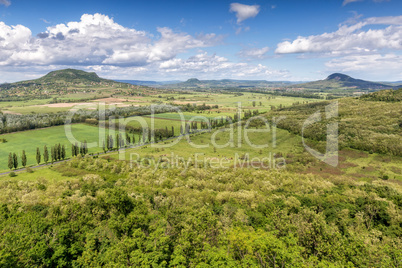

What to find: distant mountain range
left=121, top=78, right=299, bottom=89
left=35, top=68, right=110, bottom=84
left=291, top=73, right=400, bottom=91
left=383, top=81, right=402, bottom=86
left=116, top=73, right=400, bottom=91
left=0, top=69, right=121, bottom=89
left=0, top=69, right=136, bottom=93
left=1, top=69, right=400, bottom=92
left=28, top=69, right=116, bottom=85
left=115, top=80, right=182, bottom=86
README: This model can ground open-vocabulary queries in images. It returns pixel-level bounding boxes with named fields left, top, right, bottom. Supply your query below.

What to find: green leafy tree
left=8, top=153, right=13, bottom=170
left=21, top=150, right=27, bottom=167
left=79, top=141, right=86, bottom=155
left=43, top=146, right=49, bottom=164
left=36, top=147, right=41, bottom=165
left=119, top=134, right=124, bottom=148
left=13, top=153, right=18, bottom=169
left=126, top=133, right=131, bottom=145
left=50, top=146, right=55, bottom=163
left=53, top=144, right=58, bottom=161
left=108, top=135, right=114, bottom=150
left=82, top=140, right=88, bottom=155
left=57, top=143, right=62, bottom=160
left=61, top=145, right=66, bottom=159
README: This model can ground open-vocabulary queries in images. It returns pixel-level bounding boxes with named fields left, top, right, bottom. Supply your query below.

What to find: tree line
left=6, top=110, right=265, bottom=171
left=8, top=144, right=67, bottom=170
left=0, top=104, right=178, bottom=134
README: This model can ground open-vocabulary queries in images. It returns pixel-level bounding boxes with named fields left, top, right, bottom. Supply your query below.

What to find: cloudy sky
left=0, top=0, right=401, bottom=82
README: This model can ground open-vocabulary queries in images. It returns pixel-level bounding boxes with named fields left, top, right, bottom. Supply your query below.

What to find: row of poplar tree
left=8, top=144, right=67, bottom=170
left=7, top=113, right=262, bottom=170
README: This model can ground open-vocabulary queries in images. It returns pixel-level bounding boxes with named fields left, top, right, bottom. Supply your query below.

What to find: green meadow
left=0, top=92, right=321, bottom=115
left=0, top=124, right=107, bottom=171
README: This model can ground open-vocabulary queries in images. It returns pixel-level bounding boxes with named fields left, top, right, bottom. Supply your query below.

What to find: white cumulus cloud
left=0, top=13, right=221, bottom=67
left=342, top=0, right=363, bottom=6
left=156, top=52, right=289, bottom=80
left=238, top=47, right=270, bottom=60
left=230, top=3, right=260, bottom=24
left=326, top=53, right=402, bottom=80
left=343, top=0, right=389, bottom=6
left=80, top=52, right=289, bottom=81
left=275, top=15, right=402, bottom=55
left=0, top=0, right=10, bottom=6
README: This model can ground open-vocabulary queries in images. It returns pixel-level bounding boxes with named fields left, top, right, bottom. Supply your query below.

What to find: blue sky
left=0, top=0, right=401, bottom=82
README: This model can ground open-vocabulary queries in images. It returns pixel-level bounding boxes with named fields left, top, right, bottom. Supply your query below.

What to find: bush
left=26, top=167, right=34, bottom=173
left=8, top=172, right=16, bottom=177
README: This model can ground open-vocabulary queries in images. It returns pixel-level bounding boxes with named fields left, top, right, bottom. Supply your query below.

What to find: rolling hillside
left=162, top=78, right=295, bottom=89
left=1, top=69, right=117, bottom=88
left=292, top=73, right=397, bottom=91
left=0, top=69, right=150, bottom=98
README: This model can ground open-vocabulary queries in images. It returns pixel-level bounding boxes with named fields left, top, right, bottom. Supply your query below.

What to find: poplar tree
left=21, top=150, right=27, bottom=167
left=53, top=144, right=58, bottom=161
left=119, top=133, right=124, bottom=147
left=109, top=135, right=113, bottom=150
left=13, top=153, right=18, bottom=169
left=36, top=147, right=41, bottom=165
left=148, top=128, right=151, bottom=142
left=61, top=145, right=66, bottom=159
left=51, top=147, right=55, bottom=163
left=8, top=153, right=13, bottom=170
left=126, top=133, right=131, bottom=144
left=57, top=144, right=62, bottom=160
left=44, top=146, right=49, bottom=164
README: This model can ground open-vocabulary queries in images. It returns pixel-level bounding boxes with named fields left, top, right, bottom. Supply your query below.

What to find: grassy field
left=108, top=124, right=300, bottom=165
left=106, top=121, right=402, bottom=181
left=0, top=124, right=112, bottom=171
left=0, top=110, right=229, bottom=171
left=0, top=110, right=240, bottom=171
left=5, top=121, right=401, bottom=183
left=1, top=92, right=400, bottom=182
left=0, top=92, right=321, bottom=114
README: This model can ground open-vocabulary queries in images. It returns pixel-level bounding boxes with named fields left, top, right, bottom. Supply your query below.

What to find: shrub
left=9, top=172, right=16, bottom=177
